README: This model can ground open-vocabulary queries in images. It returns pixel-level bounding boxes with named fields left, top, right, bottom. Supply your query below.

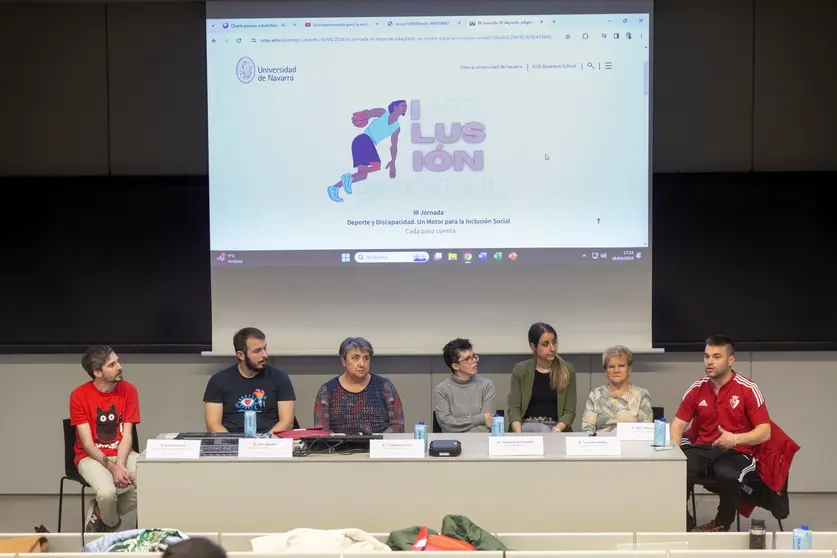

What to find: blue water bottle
left=792, top=525, right=812, bottom=549
left=244, top=410, right=257, bottom=438
left=414, top=421, right=428, bottom=452
left=491, top=413, right=504, bottom=436
left=653, top=417, right=666, bottom=447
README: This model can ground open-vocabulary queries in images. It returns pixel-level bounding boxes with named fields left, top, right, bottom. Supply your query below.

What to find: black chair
left=652, top=406, right=665, bottom=421
left=689, top=473, right=787, bottom=532
left=432, top=412, right=442, bottom=433
left=293, top=416, right=300, bottom=429
left=59, top=419, right=140, bottom=532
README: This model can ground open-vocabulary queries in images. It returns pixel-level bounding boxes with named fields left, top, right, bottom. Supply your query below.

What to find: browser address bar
left=354, top=251, right=430, bottom=263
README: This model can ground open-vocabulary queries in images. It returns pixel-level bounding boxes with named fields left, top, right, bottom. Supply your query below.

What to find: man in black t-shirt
left=203, top=327, right=296, bottom=434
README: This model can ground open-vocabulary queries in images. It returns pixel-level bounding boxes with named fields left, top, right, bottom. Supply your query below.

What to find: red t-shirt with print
left=69, top=381, right=141, bottom=467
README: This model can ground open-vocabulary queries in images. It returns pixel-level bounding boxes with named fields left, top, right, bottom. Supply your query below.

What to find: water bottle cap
left=801, top=525, right=809, bottom=530
left=494, top=412, right=500, bottom=416
left=660, top=417, right=666, bottom=422
left=419, top=421, right=425, bottom=425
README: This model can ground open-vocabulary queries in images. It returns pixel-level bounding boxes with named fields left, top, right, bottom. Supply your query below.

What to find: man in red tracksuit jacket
left=671, top=335, right=773, bottom=532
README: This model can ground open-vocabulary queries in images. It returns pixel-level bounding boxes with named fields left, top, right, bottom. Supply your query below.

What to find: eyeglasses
left=457, top=354, right=480, bottom=364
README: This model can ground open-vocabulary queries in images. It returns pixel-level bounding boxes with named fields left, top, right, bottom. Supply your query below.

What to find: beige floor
left=0, top=493, right=834, bottom=534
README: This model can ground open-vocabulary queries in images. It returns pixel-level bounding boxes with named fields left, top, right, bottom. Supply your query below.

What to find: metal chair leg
left=690, top=488, right=697, bottom=525
left=736, top=512, right=741, bottom=531
left=80, top=486, right=87, bottom=537
left=778, top=518, right=784, bottom=531
left=58, top=477, right=66, bottom=532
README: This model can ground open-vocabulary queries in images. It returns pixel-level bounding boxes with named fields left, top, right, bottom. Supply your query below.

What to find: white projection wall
left=206, top=0, right=653, bottom=355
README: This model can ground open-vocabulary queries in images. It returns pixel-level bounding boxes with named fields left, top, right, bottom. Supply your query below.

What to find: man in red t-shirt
left=70, top=345, right=141, bottom=532
left=671, top=335, right=771, bottom=532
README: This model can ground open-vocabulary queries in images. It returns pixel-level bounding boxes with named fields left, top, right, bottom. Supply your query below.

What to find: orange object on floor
left=0, top=535, right=47, bottom=553
left=411, top=526, right=475, bottom=551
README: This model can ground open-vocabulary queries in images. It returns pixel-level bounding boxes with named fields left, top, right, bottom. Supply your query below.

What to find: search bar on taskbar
left=354, top=251, right=430, bottom=263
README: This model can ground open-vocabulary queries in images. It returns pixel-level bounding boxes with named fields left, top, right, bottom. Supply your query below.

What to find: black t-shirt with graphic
left=203, top=364, right=296, bottom=433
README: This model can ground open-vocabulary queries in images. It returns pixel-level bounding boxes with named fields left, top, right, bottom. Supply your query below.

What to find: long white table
left=137, top=432, right=685, bottom=533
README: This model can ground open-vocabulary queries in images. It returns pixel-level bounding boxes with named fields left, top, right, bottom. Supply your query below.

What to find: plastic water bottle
left=491, top=413, right=505, bottom=436
left=244, top=410, right=257, bottom=438
left=414, top=421, right=428, bottom=453
left=792, top=525, right=812, bottom=549
left=653, top=417, right=667, bottom=446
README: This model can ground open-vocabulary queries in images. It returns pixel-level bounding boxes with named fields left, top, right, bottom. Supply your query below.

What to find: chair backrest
left=63, top=418, right=140, bottom=476
left=62, top=419, right=78, bottom=477
left=130, top=423, right=140, bottom=453
left=652, top=407, right=665, bottom=421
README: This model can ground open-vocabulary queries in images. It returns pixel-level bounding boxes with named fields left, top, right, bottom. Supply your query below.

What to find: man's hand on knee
left=111, top=464, right=132, bottom=489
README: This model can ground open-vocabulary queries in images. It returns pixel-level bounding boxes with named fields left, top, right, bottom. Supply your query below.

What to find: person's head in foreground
left=704, top=334, right=735, bottom=382
left=233, top=327, right=269, bottom=373
left=528, top=322, right=570, bottom=391
left=82, top=345, right=123, bottom=385
left=340, top=336, right=374, bottom=383
left=443, top=337, right=479, bottom=379
left=602, top=344, right=633, bottom=389
left=163, top=538, right=226, bottom=558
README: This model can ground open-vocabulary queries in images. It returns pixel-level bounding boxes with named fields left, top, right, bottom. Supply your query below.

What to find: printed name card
left=238, top=438, right=293, bottom=459
left=489, top=436, right=545, bottom=457
left=146, top=439, right=201, bottom=460
left=565, top=436, right=622, bottom=457
left=616, top=422, right=672, bottom=444
left=370, top=439, right=426, bottom=459
left=617, top=422, right=655, bottom=441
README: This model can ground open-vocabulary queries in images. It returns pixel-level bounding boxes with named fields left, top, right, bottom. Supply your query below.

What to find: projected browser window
left=207, top=14, right=650, bottom=267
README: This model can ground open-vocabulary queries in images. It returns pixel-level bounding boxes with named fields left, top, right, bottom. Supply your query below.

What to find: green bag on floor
left=386, top=515, right=506, bottom=551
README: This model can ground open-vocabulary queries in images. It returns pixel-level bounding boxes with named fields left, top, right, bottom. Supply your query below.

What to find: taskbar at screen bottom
left=211, top=247, right=648, bottom=267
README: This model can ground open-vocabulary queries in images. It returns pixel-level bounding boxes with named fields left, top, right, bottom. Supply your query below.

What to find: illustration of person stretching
left=327, top=100, right=407, bottom=203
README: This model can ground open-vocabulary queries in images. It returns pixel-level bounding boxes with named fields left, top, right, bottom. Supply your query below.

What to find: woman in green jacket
left=508, top=322, right=577, bottom=433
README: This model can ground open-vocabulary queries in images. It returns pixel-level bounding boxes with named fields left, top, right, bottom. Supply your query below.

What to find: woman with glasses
left=581, top=345, right=652, bottom=433
left=508, top=322, right=578, bottom=433
left=434, top=338, right=497, bottom=433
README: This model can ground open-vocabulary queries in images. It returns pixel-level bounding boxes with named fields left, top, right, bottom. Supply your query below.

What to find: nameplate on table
left=616, top=422, right=671, bottom=443
left=369, top=439, right=425, bottom=459
left=238, top=438, right=293, bottom=459
left=488, top=436, right=544, bottom=457
left=565, top=437, right=622, bottom=457
left=146, top=439, right=201, bottom=460
left=617, top=422, right=655, bottom=441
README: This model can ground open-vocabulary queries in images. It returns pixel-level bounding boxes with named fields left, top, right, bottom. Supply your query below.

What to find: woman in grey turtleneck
left=434, top=338, right=497, bottom=433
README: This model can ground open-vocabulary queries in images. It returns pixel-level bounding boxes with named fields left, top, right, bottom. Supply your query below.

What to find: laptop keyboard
left=199, top=438, right=239, bottom=457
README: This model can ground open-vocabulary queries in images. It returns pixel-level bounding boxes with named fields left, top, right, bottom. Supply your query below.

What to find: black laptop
left=300, top=433, right=382, bottom=453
